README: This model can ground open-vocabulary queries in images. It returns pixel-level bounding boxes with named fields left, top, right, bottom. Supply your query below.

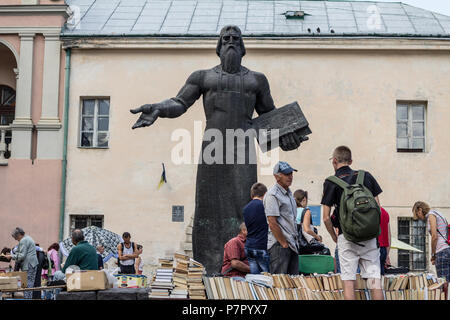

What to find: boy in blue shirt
left=243, top=183, right=270, bottom=274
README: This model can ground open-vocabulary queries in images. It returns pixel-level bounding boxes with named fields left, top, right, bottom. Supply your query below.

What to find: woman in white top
left=294, top=189, right=331, bottom=256
left=134, top=245, right=144, bottom=275
left=413, top=201, right=450, bottom=281
left=294, top=189, right=322, bottom=242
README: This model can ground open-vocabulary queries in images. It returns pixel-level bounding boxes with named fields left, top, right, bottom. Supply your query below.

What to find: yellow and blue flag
left=157, top=163, right=167, bottom=190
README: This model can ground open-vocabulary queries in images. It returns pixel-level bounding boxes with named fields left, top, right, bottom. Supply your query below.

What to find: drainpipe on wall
left=59, top=48, right=71, bottom=242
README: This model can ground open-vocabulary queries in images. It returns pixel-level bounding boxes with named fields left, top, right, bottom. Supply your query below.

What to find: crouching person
left=221, top=223, right=250, bottom=279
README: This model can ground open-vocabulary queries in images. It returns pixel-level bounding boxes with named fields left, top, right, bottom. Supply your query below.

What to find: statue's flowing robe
left=174, top=65, right=275, bottom=274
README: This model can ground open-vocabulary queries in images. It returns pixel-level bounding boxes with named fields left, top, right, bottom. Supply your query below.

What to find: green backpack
left=326, top=170, right=381, bottom=245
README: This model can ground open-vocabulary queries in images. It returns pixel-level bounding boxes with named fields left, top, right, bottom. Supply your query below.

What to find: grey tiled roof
left=62, top=0, right=450, bottom=37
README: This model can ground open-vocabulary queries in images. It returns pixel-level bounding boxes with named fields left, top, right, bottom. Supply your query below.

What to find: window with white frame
left=80, top=98, right=110, bottom=148
left=396, top=102, right=426, bottom=152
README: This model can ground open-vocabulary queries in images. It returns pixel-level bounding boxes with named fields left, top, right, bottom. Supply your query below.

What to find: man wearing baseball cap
left=263, top=161, right=299, bottom=275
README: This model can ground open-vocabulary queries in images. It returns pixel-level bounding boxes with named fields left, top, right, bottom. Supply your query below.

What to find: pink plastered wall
left=0, top=1, right=65, bottom=5
left=0, top=160, right=61, bottom=258
left=39, top=0, right=66, bottom=4
left=0, top=0, right=22, bottom=5
left=0, top=2, right=67, bottom=264
left=31, top=34, right=44, bottom=123
left=0, top=16, right=66, bottom=28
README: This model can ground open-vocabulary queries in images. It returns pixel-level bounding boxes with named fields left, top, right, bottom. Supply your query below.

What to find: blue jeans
left=245, top=248, right=270, bottom=274
left=44, top=276, right=54, bottom=300
left=24, top=265, right=37, bottom=300
left=380, top=247, right=387, bottom=275
left=51, top=271, right=65, bottom=299
left=436, top=247, right=450, bottom=282
left=335, top=246, right=341, bottom=273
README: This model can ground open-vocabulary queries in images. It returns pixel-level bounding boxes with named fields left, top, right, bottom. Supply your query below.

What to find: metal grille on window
left=70, top=215, right=104, bottom=233
left=397, top=218, right=427, bottom=271
left=396, top=102, right=426, bottom=152
left=411, top=219, right=427, bottom=270
left=397, top=219, right=410, bottom=269
left=80, top=98, right=110, bottom=148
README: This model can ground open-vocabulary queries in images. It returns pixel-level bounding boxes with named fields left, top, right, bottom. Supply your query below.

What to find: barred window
left=397, top=217, right=427, bottom=271
left=70, top=215, right=104, bottom=234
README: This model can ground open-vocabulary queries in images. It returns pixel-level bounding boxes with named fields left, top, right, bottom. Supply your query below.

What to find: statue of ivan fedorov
left=131, top=25, right=303, bottom=274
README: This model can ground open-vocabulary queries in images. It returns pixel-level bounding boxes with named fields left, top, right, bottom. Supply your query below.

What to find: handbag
left=297, top=224, right=326, bottom=254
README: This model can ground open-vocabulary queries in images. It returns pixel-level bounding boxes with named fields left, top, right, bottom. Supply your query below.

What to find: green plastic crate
left=298, top=255, right=335, bottom=274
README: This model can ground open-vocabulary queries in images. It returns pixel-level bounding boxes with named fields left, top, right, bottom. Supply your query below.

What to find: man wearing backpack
left=321, top=146, right=384, bottom=300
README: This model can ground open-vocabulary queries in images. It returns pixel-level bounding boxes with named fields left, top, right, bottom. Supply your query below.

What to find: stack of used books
left=187, top=259, right=206, bottom=299
left=170, top=288, right=188, bottom=299
left=172, top=253, right=189, bottom=298
left=149, top=257, right=174, bottom=299
left=269, top=273, right=347, bottom=300
left=383, top=273, right=447, bottom=300
left=202, top=272, right=448, bottom=300
left=203, top=275, right=272, bottom=300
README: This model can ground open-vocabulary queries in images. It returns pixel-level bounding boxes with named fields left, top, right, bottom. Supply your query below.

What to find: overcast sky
left=351, top=0, right=450, bottom=16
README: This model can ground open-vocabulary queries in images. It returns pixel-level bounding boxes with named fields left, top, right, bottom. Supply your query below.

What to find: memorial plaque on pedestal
left=172, top=205, right=184, bottom=222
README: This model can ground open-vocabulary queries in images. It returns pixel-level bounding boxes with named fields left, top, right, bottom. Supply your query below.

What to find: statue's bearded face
left=219, top=31, right=243, bottom=74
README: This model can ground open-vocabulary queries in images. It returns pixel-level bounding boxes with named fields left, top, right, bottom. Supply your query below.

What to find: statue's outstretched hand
left=130, top=104, right=161, bottom=129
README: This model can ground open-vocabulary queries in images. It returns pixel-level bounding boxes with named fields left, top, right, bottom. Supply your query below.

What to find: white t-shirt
left=120, top=243, right=135, bottom=266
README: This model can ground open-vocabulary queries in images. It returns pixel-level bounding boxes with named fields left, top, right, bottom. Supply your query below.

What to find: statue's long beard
left=220, top=47, right=242, bottom=74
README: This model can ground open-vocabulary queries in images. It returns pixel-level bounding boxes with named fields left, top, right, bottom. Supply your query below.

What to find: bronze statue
left=131, top=25, right=305, bottom=274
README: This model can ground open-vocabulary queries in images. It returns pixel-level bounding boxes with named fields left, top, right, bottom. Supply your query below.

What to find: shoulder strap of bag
left=118, top=243, right=124, bottom=265
left=300, top=208, right=307, bottom=224
left=356, top=170, right=365, bottom=186
left=326, top=175, right=349, bottom=190
left=431, top=211, right=449, bottom=240
left=46, top=252, right=52, bottom=277
left=433, top=210, right=449, bottom=225
left=121, top=242, right=135, bottom=260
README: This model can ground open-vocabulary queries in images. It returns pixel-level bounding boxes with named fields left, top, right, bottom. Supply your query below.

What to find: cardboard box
left=66, top=270, right=109, bottom=292
left=8, top=271, right=27, bottom=288
left=0, top=276, right=20, bottom=290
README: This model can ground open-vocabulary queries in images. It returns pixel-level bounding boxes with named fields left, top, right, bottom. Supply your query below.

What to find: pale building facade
left=0, top=0, right=69, bottom=265
left=61, top=0, right=450, bottom=276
